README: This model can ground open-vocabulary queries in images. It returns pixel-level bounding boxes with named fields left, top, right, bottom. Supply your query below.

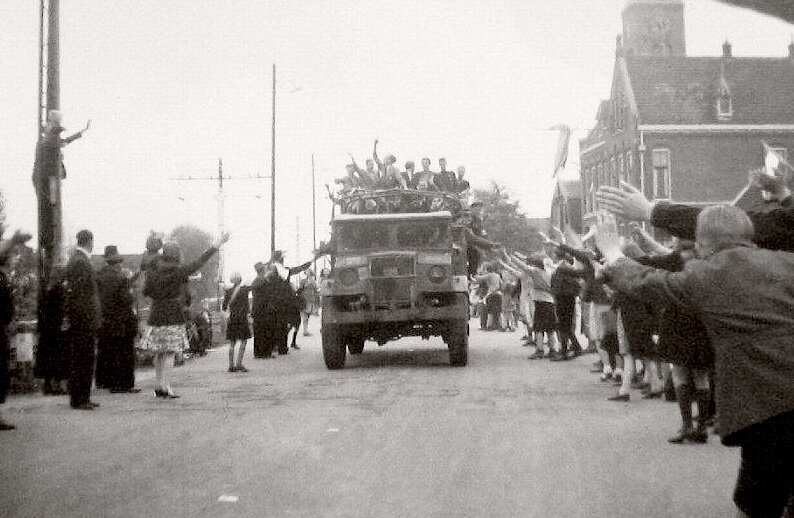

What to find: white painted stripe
left=333, top=211, right=451, bottom=221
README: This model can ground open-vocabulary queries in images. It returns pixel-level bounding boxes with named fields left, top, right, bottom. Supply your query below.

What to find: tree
left=168, top=225, right=219, bottom=312
left=471, top=181, right=548, bottom=254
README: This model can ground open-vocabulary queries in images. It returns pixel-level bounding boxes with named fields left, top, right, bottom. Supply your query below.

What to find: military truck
left=320, top=189, right=470, bottom=369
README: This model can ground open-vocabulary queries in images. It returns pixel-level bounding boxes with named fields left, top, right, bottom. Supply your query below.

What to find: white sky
left=1, top=0, right=792, bottom=280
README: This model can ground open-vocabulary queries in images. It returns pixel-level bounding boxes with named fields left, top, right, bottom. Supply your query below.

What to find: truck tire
left=322, top=326, right=346, bottom=369
left=447, top=320, right=469, bottom=367
left=347, top=337, right=365, bottom=355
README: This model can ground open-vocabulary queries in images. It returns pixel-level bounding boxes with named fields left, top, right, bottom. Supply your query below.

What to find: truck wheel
left=347, top=337, right=365, bottom=355
left=447, top=320, right=469, bottom=367
left=322, top=326, right=346, bottom=369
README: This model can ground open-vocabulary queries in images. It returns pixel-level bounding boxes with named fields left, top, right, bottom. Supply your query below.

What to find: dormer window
left=717, top=94, right=733, bottom=119
left=715, top=62, right=732, bottom=120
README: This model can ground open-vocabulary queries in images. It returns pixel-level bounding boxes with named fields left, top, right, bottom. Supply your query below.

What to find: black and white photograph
left=1, top=1, right=793, bottom=516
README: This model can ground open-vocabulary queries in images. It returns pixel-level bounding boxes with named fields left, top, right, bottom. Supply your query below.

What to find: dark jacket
left=144, top=247, right=217, bottom=327
left=650, top=198, right=794, bottom=252
left=435, top=170, right=456, bottom=192
left=637, top=252, right=712, bottom=368
left=251, top=274, right=295, bottom=323
left=66, top=249, right=99, bottom=330
left=605, top=244, right=794, bottom=445
left=222, top=285, right=251, bottom=324
left=550, top=265, right=584, bottom=299
left=96, top=265, right=137, bottom=337
left=0, top=271, right=12, bottom=353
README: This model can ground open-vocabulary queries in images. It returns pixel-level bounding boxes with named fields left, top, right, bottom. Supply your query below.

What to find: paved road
left=1, top=320, right=739, bottom=518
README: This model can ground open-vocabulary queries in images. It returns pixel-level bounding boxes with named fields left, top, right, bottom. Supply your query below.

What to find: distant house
left=579, top=0, right=794, bottom=230
left=550, top=178, right=583, bottom=234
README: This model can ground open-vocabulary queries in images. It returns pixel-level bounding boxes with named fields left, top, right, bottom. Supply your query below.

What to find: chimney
left=722, top=40, right=732, bottom=58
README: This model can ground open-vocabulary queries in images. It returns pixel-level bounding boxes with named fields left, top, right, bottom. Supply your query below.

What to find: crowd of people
left=0, top=225, right=325, bottom=420
left=467, top=169, right=793, bottom=518
left=329, top=139, right=471, bottom=214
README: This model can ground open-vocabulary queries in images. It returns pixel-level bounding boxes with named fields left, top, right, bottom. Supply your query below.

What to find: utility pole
left=172, top=163, right=271, bottom=294
left=216, top=158, right=225, bottom=305
left=270, top=63, right=276, bottom=257
left=295, top=215, right=300, bottom=268
left=311, top=153, right=316, bottom=279
left=36, top=0, right=60, bottom=340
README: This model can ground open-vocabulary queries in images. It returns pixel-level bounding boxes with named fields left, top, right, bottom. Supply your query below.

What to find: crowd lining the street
left=1, top=129, right=792, bottom=516
left=466, top=169, right=793, bottom=518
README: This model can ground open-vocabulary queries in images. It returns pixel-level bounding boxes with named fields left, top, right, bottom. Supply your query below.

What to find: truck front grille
left=371, top=278, right=412, bottom=309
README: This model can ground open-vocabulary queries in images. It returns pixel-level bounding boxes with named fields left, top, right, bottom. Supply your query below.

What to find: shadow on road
left=345, top=345, right=453, bottom=369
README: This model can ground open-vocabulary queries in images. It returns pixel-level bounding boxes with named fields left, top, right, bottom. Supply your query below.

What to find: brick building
left=579, top=0, right=794, bottom=229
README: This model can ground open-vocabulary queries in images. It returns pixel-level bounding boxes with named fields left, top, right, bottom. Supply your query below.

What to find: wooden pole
left=311, top=153, right=316, bottom=277
left=270, top=64, right=276, bottom=257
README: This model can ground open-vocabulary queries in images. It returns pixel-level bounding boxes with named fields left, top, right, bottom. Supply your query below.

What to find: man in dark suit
left=96, top=245, right=140, bottom=393
left=66, top=229, right=100, bottom=410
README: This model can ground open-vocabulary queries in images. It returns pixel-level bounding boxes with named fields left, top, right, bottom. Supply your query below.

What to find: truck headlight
left=428, top=265, right=447, bottom=284
left=338, top=267, right=359, bottom=286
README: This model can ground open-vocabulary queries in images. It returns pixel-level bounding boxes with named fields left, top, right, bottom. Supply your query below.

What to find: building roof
left=715, top=0, right=794, bottom=25
left=625, top=55, right=794, bottom=125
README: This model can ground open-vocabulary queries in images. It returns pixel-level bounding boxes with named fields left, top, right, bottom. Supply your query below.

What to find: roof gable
left=625, top=56, right=794, bottom=125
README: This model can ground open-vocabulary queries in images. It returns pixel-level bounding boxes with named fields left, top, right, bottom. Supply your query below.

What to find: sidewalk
left=3, top=346, right=225, bottom=411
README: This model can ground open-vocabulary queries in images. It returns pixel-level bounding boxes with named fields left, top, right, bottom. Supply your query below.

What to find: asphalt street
left=1, top=320, right=739, bottom=518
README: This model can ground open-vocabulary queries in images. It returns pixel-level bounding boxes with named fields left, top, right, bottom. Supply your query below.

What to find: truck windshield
left=395, top=221, right=451, bottom=249
left=336, top=221, right=391, bottom=251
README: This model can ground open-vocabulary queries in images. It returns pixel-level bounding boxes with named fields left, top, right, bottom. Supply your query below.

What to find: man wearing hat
left=96, top=245, right=140, bottom=394
left=66, top=230, right=100, bottom=410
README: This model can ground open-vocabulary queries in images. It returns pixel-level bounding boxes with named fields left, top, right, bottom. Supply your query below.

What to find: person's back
left=528, top=266, right=553, bottom=303
left=550, top=267, right=581, bottom=299
left=611, top=241, right=794, bottom=445
left=691, top=246, right=794, bottom=339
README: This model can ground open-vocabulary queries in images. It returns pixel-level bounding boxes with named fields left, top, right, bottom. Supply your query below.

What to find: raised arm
left=288, top=261, right=313, bottom=277
left=182, top=233, right=230, bottom=276
left=495, top=258, right=522, bottom=278
left=595, top=212, right=701, bottom=309
left=61, top=119, right=91, bottom=147
left=628, top=223, right=673, bottom=256
left=373, top=139, right=384, bottom=173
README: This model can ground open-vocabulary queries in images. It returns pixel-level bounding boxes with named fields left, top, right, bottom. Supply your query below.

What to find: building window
left=626, top=150, right=633, bottom=179
left=610, top=157, right=617, bottom=186
left=717, top=95, right=732, bottom=118
left=618, top=154, right=625, bottom=182
left=652, top=149, right=671, bottom=199
left=593, top=164, right=599, bottom=188
left=766, top=146, right=788, bottom=176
